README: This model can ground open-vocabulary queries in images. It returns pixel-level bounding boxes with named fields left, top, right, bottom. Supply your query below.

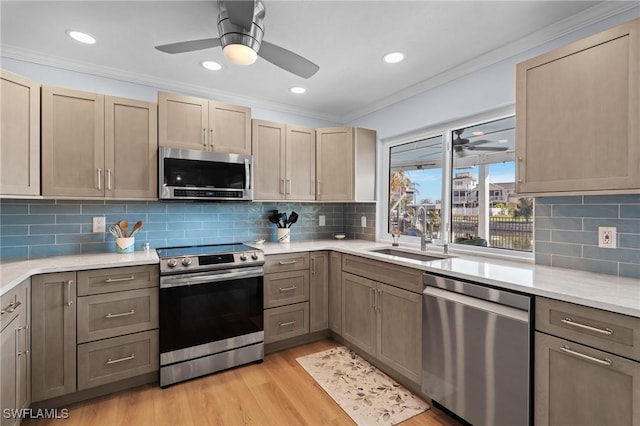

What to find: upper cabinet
left=516, top=18, right=640, bottom=194
left=252, top=119, right=315, bottom=200
left=42, top=86, right=157, bottom=199
left=316, top=127, right=376, bottom=201
left=158, top=91, right=251, bottom=155
left=0, top=70, right=40, bottom=197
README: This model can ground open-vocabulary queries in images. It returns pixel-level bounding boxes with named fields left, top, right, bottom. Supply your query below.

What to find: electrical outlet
left=598, top=226, right=617, bottom=248
left=92, top=216, right=106, bottom=233
left=361, top=216, right=367, bottom=228
left=319, top=215, right=325, bottom=226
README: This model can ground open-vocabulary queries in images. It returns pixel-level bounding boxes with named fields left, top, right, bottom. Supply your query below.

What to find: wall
left=534, top=195, right=640, bottom=279
left=0, top=200, right=375, bottom=259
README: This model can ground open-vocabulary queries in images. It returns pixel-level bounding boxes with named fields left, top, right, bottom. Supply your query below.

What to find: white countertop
left=2, top=240, right=639, bottom=317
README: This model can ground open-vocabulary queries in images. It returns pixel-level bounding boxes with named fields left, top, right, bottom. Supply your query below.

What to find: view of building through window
left=388, top=116, right=533, bottom=252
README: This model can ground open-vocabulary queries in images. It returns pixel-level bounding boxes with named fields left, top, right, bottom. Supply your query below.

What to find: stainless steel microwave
left=159, top=147, right=253, bottom=201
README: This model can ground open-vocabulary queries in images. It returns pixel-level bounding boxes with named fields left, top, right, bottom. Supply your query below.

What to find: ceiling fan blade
left=225, top=0, right=255, bottom=30
left=258, top=40, right=319, bottom=79
left=155, top=38, right=221, bottom=54
left=467, top=146, right=509, bottom=151
left=466, top=139, right=491, bottom=147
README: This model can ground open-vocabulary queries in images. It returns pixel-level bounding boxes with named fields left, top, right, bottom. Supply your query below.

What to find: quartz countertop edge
left=2, top=240, right=639, bottom=318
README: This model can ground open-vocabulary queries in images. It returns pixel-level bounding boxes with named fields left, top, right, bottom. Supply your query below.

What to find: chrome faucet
left=416, top=206, right=433, bottom=250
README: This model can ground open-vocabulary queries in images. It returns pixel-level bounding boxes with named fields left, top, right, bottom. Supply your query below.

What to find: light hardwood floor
left=24, top=339, right=460, bottom=426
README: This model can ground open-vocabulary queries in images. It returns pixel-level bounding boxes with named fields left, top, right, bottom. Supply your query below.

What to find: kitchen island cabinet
left=158, top=91, right=251, bottom=155
left=516, top=18, right=640, bottom=194
left=0, top=70, right=40, bottom=197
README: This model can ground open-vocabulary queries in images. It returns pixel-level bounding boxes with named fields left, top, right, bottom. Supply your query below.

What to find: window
left=386, top=114, right=533, bottom=253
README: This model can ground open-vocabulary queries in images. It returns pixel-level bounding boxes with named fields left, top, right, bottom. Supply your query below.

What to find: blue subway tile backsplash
left=535, top=195, right=640, bottom=279
left=0, top=200, right=376, bottom=260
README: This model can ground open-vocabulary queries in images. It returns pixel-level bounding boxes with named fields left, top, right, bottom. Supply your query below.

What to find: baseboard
left=265, top=329, right=331, bottom=354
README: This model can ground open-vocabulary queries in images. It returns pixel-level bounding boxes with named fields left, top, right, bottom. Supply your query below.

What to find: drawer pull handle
left=279, top=320, right=297, bottom=327
left=561, top=317, right=614, bottom=336
left=67, top=280, right=73, bottom=306
left=1, top=300, right=21, bottom=315
left=278, top=286, right=297, bottom=292
left=106, top=353, right=136, bottom=365
left=560, top=345, right=612, bottom=367
left=105, top=276, right=136, bottom=283
left=105, top=310, right=136, bottom=319
left=278, top=260, right=297, bottom=265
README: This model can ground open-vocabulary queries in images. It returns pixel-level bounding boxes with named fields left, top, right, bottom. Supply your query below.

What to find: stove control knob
left=239, top=254, right=248, bottom=261
left=181, top=258, right=192, bottom=266
left=167, top=259, right=178, bottom=268
left=251, top=253, right=259, bottom=260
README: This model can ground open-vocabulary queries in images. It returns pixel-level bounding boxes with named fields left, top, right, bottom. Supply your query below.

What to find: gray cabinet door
left=286, top=124, right=316, bottom=200
left=209, top=101, right=251, bottom=155
left=309, top=251, right=329, bottom=333
left=252, top=119, right=285, bottom=200
left=341, top=272, right=376, bottom=356
left=31, top=272, right=77, bottom=402
left=328, top=251, right=343, bottom=334
left=158, top=91, right=208, bottom=151
left=535, top=331, right=640, bottom=426
left=376, top=283, right=422, bottom=384
left=316, top=127, right=353, bottom=201
left=0, top=316, right=18, bottom=426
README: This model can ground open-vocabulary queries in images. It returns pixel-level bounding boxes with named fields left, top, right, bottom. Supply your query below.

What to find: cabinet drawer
left=264, top=302, right=309, bottom=343
left=264, top=270, right=309, bottom=308
left=264, top=252, right=309, bottom=274
left=77, top=330, right=159, bottom=390
left=342, top=254, right=423, bottom=293
left=77, top=288, right=159, bottom=343
left=77, top=265, right=159, bottom=296
left=536, top=297, right=640, bottom=361
left=1, top=278, right=28, bottom=332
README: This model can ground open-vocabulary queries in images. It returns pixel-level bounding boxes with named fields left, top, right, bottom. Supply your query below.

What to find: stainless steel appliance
left=422, top=273, right=532, bottom=426
left=157, top=243, right=264, bottom=387
left=159, top=147, right=253, bottom=201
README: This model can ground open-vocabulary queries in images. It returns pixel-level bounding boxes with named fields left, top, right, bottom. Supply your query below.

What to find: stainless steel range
left=157, top=243, right=265, bottom=387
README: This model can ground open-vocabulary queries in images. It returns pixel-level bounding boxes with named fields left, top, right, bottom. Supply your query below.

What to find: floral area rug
left=296, top=346, right=429, bottom=425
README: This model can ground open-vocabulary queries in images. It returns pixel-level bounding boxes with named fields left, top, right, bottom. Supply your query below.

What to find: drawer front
left=264, top=302, right=309, bottom=343
left=264, top=252, right=309, bottom=274
left=77, top=265, right=159, bottom=296
left=1, top=278, right=29, bottom=332
left=536, top=297, right=640, bottom=361
left=342, top=254, right=423, bottom=293
left=77, top=288, right=159, bottom=343
left=264, top=270, right=309, bottom=308
left=77, top=330, right=159, bottom=390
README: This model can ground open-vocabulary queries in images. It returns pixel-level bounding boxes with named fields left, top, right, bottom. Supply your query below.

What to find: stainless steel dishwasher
left=422, top=273, right=532, bottom=426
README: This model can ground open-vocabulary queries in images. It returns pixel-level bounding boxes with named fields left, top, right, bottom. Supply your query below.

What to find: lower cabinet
left=341, top=271, right=422, bottom=384
left=0, top=278, right=30, bottom=426
left=535, top=297, right=640, bottom=426
left=309, top=251, right=329, bottom=333
left=328, top=251, right=343, bottom=334
left=264, top=302, right=309, bottom=343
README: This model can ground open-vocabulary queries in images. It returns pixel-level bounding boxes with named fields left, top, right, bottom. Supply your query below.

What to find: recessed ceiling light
left=66, top=30, right=96, bottom=45
left=472, top=131, right=485, bottom=136
left=201, top=61, right=222, bottom=71
left=290, top=86, right=306, bottom=94
left=383, top=52, right=405, bottom=64
left=498, top=139, right=508, bottom=144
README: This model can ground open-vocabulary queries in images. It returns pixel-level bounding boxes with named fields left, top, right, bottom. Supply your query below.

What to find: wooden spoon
left=129, top=221, right=143, bottom=237
left=118, top=220, right=129, bottom=238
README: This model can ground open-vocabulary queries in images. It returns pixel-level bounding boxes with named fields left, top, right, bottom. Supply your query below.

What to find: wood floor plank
left=23, top=339, right=460, bottom=426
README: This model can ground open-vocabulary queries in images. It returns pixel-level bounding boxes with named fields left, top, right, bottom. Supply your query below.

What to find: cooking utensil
left=108, top=224, right=122, bottom=238
left=287, top=211, right=299, bottom=228
left=129, top=221, right=143, bottom=237
left=118, top=220, right=129, bottom=237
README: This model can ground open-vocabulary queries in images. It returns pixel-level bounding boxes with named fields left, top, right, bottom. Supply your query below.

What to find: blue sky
left=405, top=161, right=515, bottom=202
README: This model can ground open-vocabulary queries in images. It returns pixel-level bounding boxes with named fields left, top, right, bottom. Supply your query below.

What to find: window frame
left=376, top=105, right=534, bottom=262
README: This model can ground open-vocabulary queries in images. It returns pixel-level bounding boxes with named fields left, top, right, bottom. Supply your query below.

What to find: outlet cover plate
left=598, top=226, right=617, bottom=248
left=93, top=216, right=106, bottom=233
left=319, top=215, right=325, bottom=227
left=361, top=216, right=367, bottom=228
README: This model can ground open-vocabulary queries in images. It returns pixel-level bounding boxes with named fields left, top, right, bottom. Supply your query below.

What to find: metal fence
left=452, top=215, right=533, bottom=251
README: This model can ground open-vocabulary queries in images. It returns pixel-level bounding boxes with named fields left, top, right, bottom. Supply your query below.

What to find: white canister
left=277, top=228, right=290, bottom=243
left=116, top=237, right=135, bottom=253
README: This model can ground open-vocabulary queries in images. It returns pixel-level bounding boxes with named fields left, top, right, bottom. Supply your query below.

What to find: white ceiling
left=0, top=1, right=632, bottom=123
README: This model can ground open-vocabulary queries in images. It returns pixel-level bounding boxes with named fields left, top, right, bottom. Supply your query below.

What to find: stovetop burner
left=156, top=243, right=264, bottom=274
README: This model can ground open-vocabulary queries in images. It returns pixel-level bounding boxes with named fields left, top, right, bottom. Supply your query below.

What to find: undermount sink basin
left=368, top=248, right=449, bottom=262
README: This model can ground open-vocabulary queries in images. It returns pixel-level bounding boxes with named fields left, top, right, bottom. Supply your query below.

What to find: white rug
left=296, top=346, right=429, bottom=426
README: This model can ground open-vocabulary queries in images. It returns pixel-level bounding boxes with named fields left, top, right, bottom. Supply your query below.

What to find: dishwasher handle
left=423, top=286, right=529, bottom=323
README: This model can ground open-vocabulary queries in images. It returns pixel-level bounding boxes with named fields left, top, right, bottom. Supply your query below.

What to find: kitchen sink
left=368, top=248, right=449, bottom=262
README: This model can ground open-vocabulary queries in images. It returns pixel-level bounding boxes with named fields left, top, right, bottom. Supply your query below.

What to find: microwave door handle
left=245, top=159, right=252, bottom=190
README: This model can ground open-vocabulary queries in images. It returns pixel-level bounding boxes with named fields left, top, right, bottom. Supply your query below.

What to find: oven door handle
left=160, top=267, right=263, bottom=289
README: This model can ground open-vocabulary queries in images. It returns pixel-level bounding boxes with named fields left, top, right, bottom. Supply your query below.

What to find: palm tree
left=513, top=198, right=534, bottom=221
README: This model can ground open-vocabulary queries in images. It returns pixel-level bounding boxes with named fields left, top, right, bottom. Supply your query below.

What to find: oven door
left=159, top=267, right=263, bottom=365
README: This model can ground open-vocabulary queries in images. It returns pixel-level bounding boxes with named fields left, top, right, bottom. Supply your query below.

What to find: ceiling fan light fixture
left=201, top=60, right=223, bottom=71
left=66, top=30, right=96, bottom=45
left=223, top=43, right=258, bottom=65
left=383, top=52, right=405, bottom=64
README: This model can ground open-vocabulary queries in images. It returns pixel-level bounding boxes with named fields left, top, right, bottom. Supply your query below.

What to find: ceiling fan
left=154, top=0, right=319, bottom=79
left=452, top=129, right=508, bottom=156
